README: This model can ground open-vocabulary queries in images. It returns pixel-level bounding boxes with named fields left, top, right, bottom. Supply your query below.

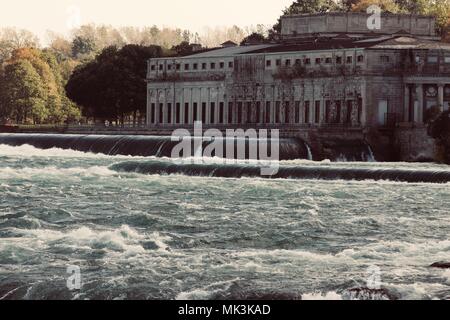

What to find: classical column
left=416, top=84, right=424, bottom=123
left=155, top=90, right=161, bottom=125
left=189, top=89, right=194, bottom=124
left=163, top=90, right=168, bottom=125
left=404, top=84, right=410, bottom=122
left=438, top=84, right=445, bottom=112
left=180, top=89, right=185, bottom=125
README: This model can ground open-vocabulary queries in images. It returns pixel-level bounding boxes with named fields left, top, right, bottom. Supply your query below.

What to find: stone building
left=146, top=12, right=450, bottom=160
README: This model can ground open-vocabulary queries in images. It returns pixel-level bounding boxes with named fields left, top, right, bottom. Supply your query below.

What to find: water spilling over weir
left=0, top=133, right=376, bottom=162
left=110, top=160, right=450, bottom=184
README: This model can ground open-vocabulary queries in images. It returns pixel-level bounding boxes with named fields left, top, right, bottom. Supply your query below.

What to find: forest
left=0, top=0, right=449, bottom=125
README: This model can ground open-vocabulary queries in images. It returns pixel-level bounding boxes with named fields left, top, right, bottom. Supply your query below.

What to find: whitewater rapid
left=0, top=144, right=449, bottom=300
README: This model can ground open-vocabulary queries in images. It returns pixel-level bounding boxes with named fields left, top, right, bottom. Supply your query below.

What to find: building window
left=284, top=101, right=290, bottom=123
left=295, top=101, right=300, bottom=123
left=176, top=64, right=181, bottom=70
left=346, top=56, right=353, bottom=64
left=285, top=59, right=291, bottom=66
left=380, top=55, right=390, bottom=63
left=266, top=60, right=272, bottom=67
left=295, top=59, right=301, bottom=65
left=275, top=101, right=281, bottom=123
left=228, top=102, right=233, bottom=124
left=219, top=102, right=224, bottom=124
left=304, top=101, right=310, bottom=123
left=184, top=103, right=189, bottom=123
left=315, top=101, right=321, bottom=123
left=168, top=64, right=172, bottom=70
left=201, top=103, right=207, bottom=123
left=151, top=65, right=156, bottom=71
left=427, top=56, right=438, bottom=63
left=193, top=103, right=198, bottom=121
left=228, top=61, right=234, bottom=68
left=159, top=103, right=164, bottom=123
left=237, top=102, right=243, bottom=124
left=210, top=102, right=215, bottom=124
left=256, top=101, right=261, bottom=123
left=325, top=57, right=332, bottom=64
left=265, top=102, right=271, bottom=123
left=336, top=56, right=342, bottom=64
left=315, top=58, right=321, bottom=65
left=184, top=64, right=190, bottom=70
left=150, top=103, right=156, bottom=123
left=219, top=62, right=225, bottom=69
left=193, top=63, right=198, bottom=70
left=276, top=59, right=281, bottom=66
left=202, top=63, right=207, bottom=70
left=444, top=57, right=450, bottom=63
left=325, top=100, right=331, bottom=123
left=304, top=58, right=311, bottom=65
left=247, top=102, right=252, bottom=123
left=159, top=64, right=164, bottom=70
left=210, top=62, right=216, bottom=69
left=357, top=55, right=364, bottom=63
left=167, top=103, right=172, bottom=124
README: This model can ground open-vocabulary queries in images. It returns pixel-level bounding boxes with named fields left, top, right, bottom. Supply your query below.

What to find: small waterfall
left=110, top=160, right=450, bottom=184
left=322, top=139, right=376, bottom=162
left=0, top=133, right=310, bottom=161
left=305, top=143, right=313, bottom=161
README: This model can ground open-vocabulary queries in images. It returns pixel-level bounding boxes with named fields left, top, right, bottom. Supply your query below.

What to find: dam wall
left=0, top=124, right=439, bottom=162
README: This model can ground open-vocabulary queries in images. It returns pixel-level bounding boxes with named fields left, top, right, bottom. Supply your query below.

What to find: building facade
left=146, top=13, right=450, bottom=131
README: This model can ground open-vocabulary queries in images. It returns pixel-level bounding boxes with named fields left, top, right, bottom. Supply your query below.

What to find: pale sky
left=1, top=0, right=294, bottom=42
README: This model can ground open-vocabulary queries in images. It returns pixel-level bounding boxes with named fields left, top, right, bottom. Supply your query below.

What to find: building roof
left=369, top=36, right=450, bottom=50
left=181, top=44, right=276, bottom=58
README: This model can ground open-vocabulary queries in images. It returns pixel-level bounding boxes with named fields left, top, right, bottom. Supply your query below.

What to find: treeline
left=0, top=47, right=80, bottom=124
left=1, top=0, right=449, bottom=125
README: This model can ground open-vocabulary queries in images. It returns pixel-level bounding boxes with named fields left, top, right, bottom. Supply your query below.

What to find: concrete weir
left=0, top=125, right=378, bottom=162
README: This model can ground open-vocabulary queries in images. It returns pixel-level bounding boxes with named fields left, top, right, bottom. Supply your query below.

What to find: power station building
left=146, top=12, right=450, bottom=131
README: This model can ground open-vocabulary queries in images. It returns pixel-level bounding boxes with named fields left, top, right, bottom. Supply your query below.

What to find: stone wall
left=281, top=13, right=436, bottom=38
left=393, top=126, right=437, bottom=161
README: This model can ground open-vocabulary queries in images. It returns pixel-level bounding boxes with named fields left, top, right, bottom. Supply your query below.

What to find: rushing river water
left=0, top=143, right=449, bottom=300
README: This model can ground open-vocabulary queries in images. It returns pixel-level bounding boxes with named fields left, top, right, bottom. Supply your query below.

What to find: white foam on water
left=0, top=165, right=116, bottom=180
left=7, top=225, right=171, bottom=257
left=0, top=144, right=144, bottom=159
left=301, top=291, right=344, bottom=300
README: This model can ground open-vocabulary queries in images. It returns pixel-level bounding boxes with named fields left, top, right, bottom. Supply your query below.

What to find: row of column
left=148, top=100, right=361, bottom=126
left=404, top=83, right=446, bottom=123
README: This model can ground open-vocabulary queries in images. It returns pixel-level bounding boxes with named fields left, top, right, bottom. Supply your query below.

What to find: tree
left=428, top=110, right=450, bottom=163
left=0, top=60, right=47, bottom=123
left=0, top=28, right=40, bottom=62
left=240, top=33, right=266, bottom=45
left=351, top=0, right=401, bottom=12
left=171, top=41, right=197, bottom=56
left=71, top=36, right=96, bottom=58
left=66, top=44, right=163, bottom=124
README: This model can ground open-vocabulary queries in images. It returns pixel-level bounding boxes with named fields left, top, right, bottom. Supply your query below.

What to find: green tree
left=71, top=36, right=96, bottom=59
left=66, top=44, right=162, bottom=124
left=428, top=110, right=450, bottom=163
left=240, top=33, right=266, bottom=45
left=351, top=0, right=401, bottom=12
left=0, top=60, right=47, bottom=123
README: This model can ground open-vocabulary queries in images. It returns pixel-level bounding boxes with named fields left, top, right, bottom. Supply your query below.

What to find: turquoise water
left=0, top=144, right=449, bottom=300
